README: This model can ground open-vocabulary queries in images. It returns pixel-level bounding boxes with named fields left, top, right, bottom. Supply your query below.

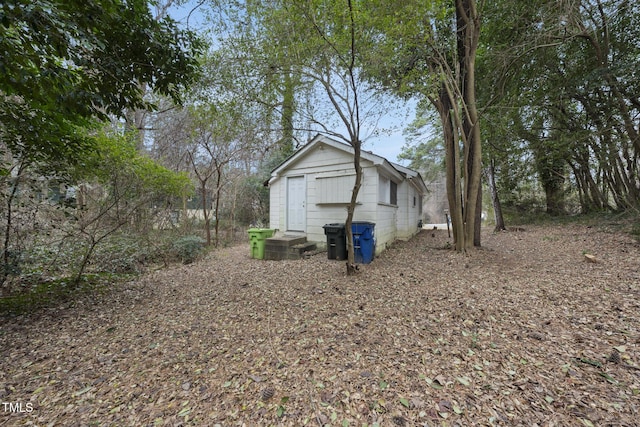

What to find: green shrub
left=171, top=235, right=206, bottom=264
left=631, top=222, right=640, bottom=242
left=20, top=241, right=84, bottom=278
left=0, top=249, right=23, bottom=278
left=92, top=237, right=150, bottom=274
left=0, top=273, right=118, bottom=315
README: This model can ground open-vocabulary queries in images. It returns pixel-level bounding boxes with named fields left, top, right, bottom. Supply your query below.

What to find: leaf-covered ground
left=1, top=222, right=639, bottom=426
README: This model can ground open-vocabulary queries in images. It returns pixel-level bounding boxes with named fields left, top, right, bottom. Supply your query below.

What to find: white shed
left=267, top=135, right=427, bottom=256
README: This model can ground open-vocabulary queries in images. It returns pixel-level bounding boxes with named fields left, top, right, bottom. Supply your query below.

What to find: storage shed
left=266, top=135, right=427, bottom=256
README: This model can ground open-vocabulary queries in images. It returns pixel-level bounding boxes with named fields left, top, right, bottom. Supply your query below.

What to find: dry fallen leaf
left=584, top=253, right=598, bottom=263
left=1, top=223, right=638, bottom=426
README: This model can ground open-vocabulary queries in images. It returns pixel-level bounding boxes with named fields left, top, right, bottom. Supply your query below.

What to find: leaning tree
left=364, top=0, right=484, bottom=251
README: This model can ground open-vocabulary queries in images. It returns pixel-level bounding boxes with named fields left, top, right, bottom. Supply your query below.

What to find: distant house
left=266, top=134, right=427, bottom=255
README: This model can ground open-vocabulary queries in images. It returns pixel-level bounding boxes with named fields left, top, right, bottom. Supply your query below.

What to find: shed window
left=390, top=181, right=397, bottom=205
left=379, top=175, right=397, bottom=206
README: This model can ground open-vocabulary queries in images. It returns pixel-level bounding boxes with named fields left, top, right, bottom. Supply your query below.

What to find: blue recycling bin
left=351, top=221, right=376, bottom=264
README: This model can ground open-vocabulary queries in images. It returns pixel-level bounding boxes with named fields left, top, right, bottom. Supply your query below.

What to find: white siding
left=406, top=185, right=421, bottom=236
left=396, top=180, right=422, bottom=240
left=269, top=178, right=284, bottom=231
left=352, top=165, right=378, bottom=222
left=396, top=180, right=410, bottom=239
left=286, top=144, right=354, bottom=173
left=375, top=203, right=397, bottom=253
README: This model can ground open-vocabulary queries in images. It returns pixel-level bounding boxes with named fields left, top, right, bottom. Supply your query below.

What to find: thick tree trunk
left=544, top=181, right=565, bottom=215
left=530, top=134, right=566, bottom=216
left=457, top=0, right=482, bottom=250
left=434, top=86, right=465, bottom=251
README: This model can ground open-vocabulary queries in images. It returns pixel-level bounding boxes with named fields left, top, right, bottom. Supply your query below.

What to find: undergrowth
left=0, top=231, right=210, bottom=316
left=502, top=207, right=638, bottom=235
left=0, top=273, right=131, bottom=316
left=631, top=221, right=640, bottom=242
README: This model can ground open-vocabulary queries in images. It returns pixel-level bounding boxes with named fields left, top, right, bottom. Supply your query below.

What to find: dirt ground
left=1, top=222, right=639, bottom=426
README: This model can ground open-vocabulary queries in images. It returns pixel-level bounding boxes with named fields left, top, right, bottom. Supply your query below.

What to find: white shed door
left=287, top=176, right=305, bottom=231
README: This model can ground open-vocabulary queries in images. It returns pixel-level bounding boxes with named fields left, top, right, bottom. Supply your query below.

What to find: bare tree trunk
left=474, top=182, right=482, bottom=246
left=450, top=108, right=466, bottom=250
left=182, top=192, right=188, bottom=228
left=201, top=181, right=211, bottom=246
left=571, top=3, right=639, bottom=206
left=1, top=162, right=26, bottom=291
left=345, top=144, right=362, bottom=275
left=214, top=167, right=222, bottom=247
left=488, top=158, right=506, bottom=231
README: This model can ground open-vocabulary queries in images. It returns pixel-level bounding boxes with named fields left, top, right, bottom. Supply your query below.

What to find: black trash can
left=323, top=223, right=347, bottom=260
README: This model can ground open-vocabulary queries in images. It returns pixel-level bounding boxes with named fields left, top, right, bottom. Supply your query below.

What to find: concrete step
left=292, top=241, right=317, bottom=254
left=264, top=236, right=317, bottom=260
left=265, top=235, right=307, bottom=247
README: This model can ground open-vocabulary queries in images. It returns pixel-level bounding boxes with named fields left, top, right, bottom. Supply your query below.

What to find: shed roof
left=267, top=134, right=427, bottom=194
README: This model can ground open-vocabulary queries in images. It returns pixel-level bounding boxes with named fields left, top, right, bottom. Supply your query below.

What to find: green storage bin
left=248, top=228, right=275, bottom=259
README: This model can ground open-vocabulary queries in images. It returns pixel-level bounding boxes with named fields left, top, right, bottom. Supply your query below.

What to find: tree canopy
left=0, top=0, right=204, bottom=171
left=478, top=0, right=640, bottom=213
